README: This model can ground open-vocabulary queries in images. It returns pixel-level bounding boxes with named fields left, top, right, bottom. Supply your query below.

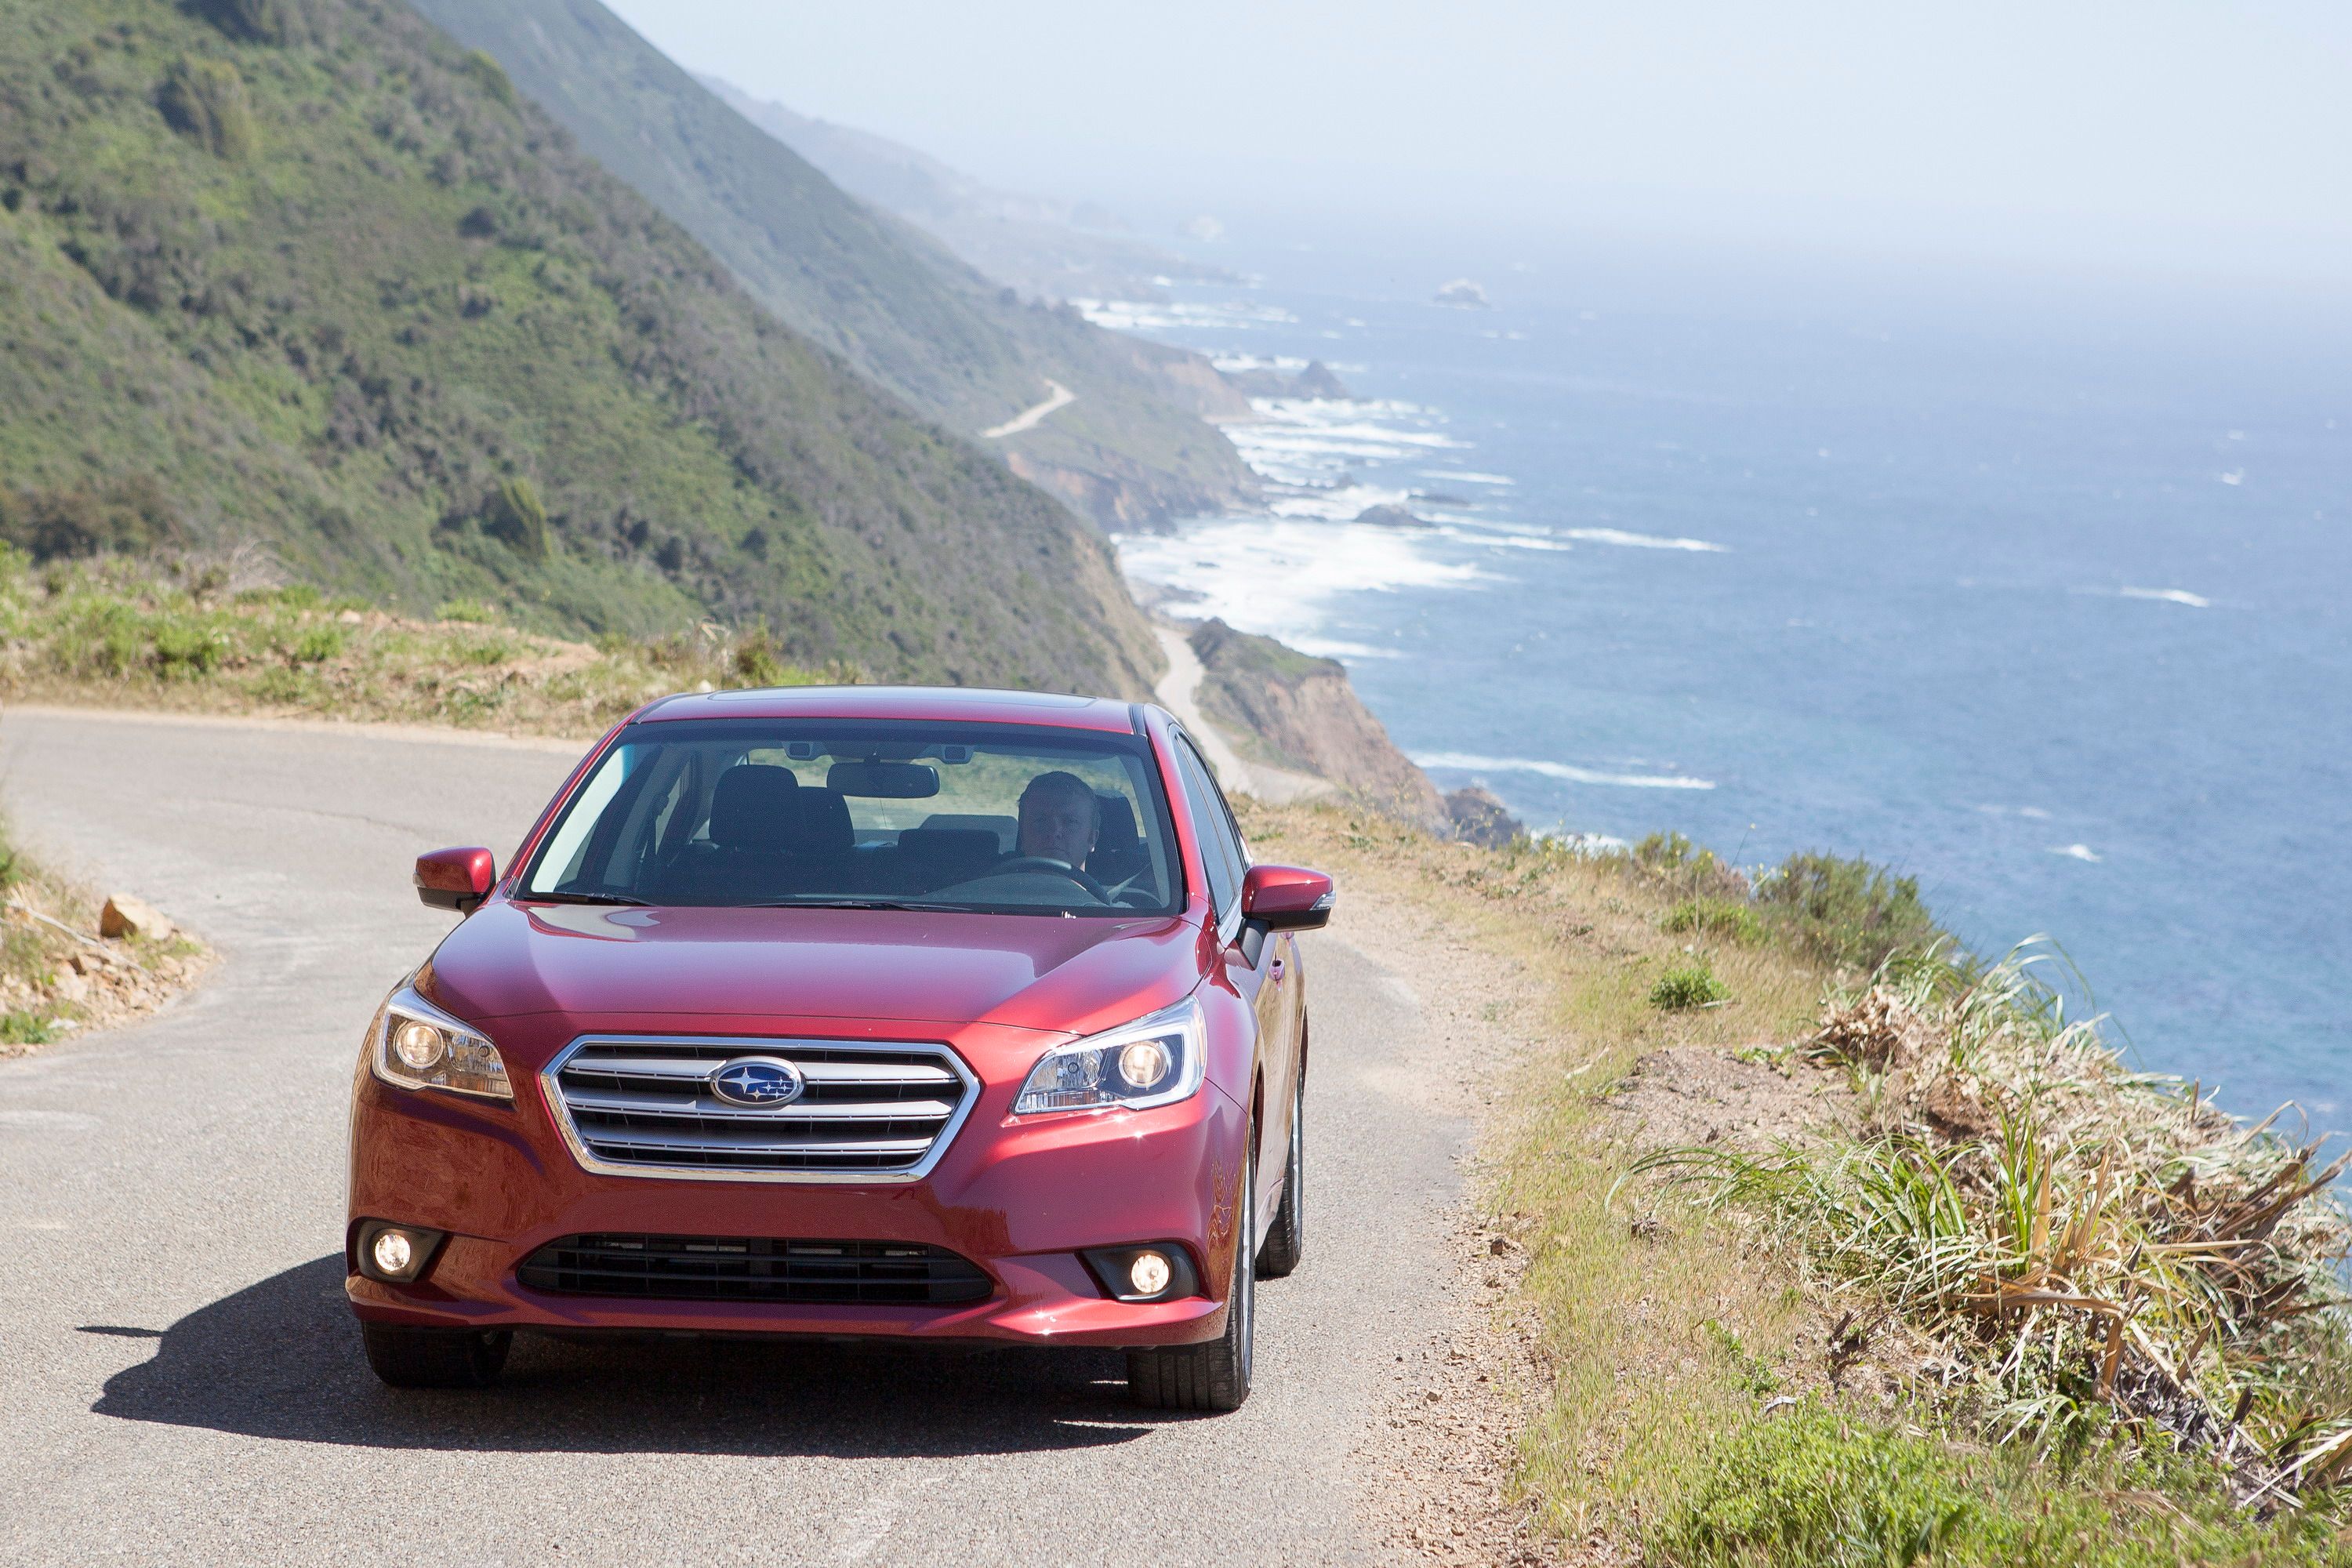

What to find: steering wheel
left=992, top=855, right=1110, bottom=901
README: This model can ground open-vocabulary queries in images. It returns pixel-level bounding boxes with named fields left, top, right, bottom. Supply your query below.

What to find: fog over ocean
left=1106, top=230, right=2351, bottom=1138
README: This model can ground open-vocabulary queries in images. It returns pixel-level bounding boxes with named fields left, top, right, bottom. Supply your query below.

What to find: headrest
left=786, top=787, right=854, bottom=855
left=709, top=764, right=798, bottom=851
left=1094, top=792, right=1139, bottom=849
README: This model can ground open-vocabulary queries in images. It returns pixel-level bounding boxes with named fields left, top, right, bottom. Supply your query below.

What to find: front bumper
left=345, top=1018, right=1250, bottom=1348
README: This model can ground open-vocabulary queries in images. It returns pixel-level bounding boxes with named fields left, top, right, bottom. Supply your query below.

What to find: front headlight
left=1013, top=996, right=1205, bottom=1115
left=368, top=984, right=511, bottom=1100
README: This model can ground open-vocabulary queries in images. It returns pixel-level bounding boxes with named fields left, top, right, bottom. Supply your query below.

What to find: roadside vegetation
left=0, top=552, right=855, bottom=736
left=0, top=818, right=205, bottom=1058
left=1239, top=802, right=2352, bottom=1566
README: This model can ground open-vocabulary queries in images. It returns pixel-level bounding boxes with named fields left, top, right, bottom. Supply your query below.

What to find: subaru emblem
left=706, top=1054, right=807, bottom=1108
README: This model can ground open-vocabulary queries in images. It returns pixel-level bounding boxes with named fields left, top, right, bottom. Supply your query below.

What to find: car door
left=1172, top=734, right=1295, bottom=1225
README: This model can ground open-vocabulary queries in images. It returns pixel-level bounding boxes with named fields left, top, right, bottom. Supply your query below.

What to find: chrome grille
left=543, top=1036, right=977, bottom=1182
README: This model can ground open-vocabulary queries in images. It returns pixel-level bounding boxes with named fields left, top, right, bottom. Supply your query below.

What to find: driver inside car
left=1013, top=770, right=1101, bottom=871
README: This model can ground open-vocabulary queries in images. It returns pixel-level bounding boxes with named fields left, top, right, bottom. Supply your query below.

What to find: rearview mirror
left=416, top=847, right=495, bottom=914
left=1241, top=864, right=1334, bottom=931
left=826, top=760, right=941, bottom=799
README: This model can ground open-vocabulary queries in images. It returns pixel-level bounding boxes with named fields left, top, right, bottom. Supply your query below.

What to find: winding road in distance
left=0, top=707, right=1468, bottom=1567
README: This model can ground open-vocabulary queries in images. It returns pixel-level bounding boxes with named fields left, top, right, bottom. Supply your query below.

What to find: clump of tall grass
left=1639, top=940, right=2352, bottom=1504
left=1653, top=960, right=1730, bottom=1011
left=1663, top=897, right=1765, bottom=945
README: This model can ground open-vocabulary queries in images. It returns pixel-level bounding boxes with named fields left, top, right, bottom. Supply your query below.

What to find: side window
left=1174, top=736, right=1243, bottom=922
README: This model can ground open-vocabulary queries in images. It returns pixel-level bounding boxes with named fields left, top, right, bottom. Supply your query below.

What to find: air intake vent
left=519, top=1233, right=993, bottom=1305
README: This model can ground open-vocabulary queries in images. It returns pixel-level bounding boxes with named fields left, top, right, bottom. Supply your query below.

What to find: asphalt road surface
left=0, top=710, right=1470, bottom=1567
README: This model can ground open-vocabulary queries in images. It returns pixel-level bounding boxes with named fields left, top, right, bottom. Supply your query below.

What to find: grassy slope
left=1244, top=801, right=2352, bottom=1566
left=0, top=0, right=1158, bottom=695
left=409, top=0, right=1256, bottom=524
left=0, top=559, right=858, bottom=731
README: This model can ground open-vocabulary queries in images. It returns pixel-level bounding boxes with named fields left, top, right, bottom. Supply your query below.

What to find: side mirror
left=1241, top=864, right=1334, bottom=931
left=416, top=847, right=496, bottom=914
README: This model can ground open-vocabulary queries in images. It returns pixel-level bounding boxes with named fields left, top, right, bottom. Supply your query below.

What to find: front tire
left=1256, top=1070, right=1305, bottom=1279
left=361, top=1321, right=511, bottom=1389
left=1127, top=1143, right=1255, bottom=1412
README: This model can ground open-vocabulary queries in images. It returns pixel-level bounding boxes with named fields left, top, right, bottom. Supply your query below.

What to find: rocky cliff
left=1185, top=619, right=1446, bottom=829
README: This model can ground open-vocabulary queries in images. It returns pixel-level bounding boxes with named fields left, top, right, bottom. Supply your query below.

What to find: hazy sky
left=606, top=1, right=2352, bottom=285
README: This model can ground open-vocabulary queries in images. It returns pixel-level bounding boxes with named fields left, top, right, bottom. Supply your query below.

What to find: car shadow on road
left=93, top=1256, right=1172, bottom=1456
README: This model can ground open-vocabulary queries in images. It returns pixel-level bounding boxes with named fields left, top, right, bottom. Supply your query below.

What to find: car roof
left=633, top=685, right=1148, bottom=734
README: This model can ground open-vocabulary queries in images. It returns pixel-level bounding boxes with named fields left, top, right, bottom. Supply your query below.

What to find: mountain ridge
left=406, top=0, right=1257, bottom=530
left=0, top=0, right=1157, bottom=695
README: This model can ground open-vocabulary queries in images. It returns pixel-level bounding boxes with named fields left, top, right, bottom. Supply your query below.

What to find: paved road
left=0, top=710, right=1468, bottom=1566
left=979, top=378, right=1076, bottom=439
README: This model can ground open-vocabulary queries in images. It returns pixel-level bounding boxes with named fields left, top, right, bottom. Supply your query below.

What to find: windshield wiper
left=523, top=891, right=652, bottom=906
left=746, top=897, right=974, bottom=913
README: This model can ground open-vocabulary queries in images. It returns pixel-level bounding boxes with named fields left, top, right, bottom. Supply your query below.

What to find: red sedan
left=346, top=686, right=1330, bottom=1411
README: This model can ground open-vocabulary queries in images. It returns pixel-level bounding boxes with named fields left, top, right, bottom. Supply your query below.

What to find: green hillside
left=0, top=0, right=1158, bottom=695
left=405, top=0, right=1257, bottom=527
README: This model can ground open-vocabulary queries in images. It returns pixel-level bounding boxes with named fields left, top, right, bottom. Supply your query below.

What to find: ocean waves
left=1413, top=750, right=1718, bottom=790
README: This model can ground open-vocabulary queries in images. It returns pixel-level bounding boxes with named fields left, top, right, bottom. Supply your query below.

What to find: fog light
left=391, top=1019, right=446, bottom=1071
left=371, top=1229, right=414, bottom=1276
left=1128, top=1250, right=1172, bottom=1297
left=1116, top=1039, right=1171, bottom=1089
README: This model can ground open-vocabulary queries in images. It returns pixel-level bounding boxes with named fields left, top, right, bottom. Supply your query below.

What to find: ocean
left=1098, top=227, right=2351, bottom=1137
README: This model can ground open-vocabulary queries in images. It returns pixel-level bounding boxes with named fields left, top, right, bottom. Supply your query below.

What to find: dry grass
left=1236, top=798, right=2352, bottom=1564
left=0, top=556, right=857, bottom=740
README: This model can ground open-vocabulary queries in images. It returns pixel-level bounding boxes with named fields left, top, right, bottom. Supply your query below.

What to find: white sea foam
left=1561, top=528, right=1730, bottom=554
left=2118, top=586, right=2212, bottom=608
left=1118, top=517, right=1485, bottom=652
left=2051, top=844, right=2102, bottom=862
left=1425, top=470, right=1515, bottom=486
left=1073, top=297, right=1298, bottom=333
left=2219, top=470, right=2245, bottom=486
left=1413, top=751, right=1716, bottom=790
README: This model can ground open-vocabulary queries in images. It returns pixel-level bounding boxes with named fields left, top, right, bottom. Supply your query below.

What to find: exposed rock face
left=1219, top=358, right=1354, bottom=402
left=1186, top=619, right=1446, bottom=829
left=1445, top=786, right=1525, bottom=848
left=1352, top=503, right=1431, bottom=528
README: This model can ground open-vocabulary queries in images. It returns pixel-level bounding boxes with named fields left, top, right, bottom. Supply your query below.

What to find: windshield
left=519, top=719, right=1181, bottom=916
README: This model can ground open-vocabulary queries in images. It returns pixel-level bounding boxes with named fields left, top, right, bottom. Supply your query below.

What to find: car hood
left=419, top=899, right=1202, bottom=1038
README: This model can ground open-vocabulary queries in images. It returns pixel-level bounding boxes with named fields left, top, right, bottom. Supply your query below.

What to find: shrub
left=1624, top=831, right=1749, bottom=900
left=480, top=478, right=549, bottom=560
left=0, top=477, right=183, bottom=561
left=158, top=58, right=257, bottom=162
left=436, top=597, right=499, bottom=624
left=731, top=626, right=789, bottom=688
left=1755, top=852, right=1940, bottom=971
left=1652, top=1402, right=2352, bottom=1568
left=459, top=49, right=515, bottom=111
left=289, top=624, right=343, bottom=664
left=1651, top=960, right=1728, bottom=1011
left=151, top=615, right=228, bottom=677
left=0, top=1011, right=60, bottom=1047
left=1662, top=898, right=1764, bottom=945
left=191, top=0, right=322, bottom=46
left=1650, top=1403, right=1969, bottom=1568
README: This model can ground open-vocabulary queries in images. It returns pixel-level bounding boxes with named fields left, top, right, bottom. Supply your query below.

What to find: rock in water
left=1353, top=503, right=1432, bottom=528
left=1433, top=278, right=1492, bottom=309
left=1291, top=359, right=1352, bottom=399
left=1446, top=786, right=1525, bottom=848
left=100, top=894, right=175, bottom=942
